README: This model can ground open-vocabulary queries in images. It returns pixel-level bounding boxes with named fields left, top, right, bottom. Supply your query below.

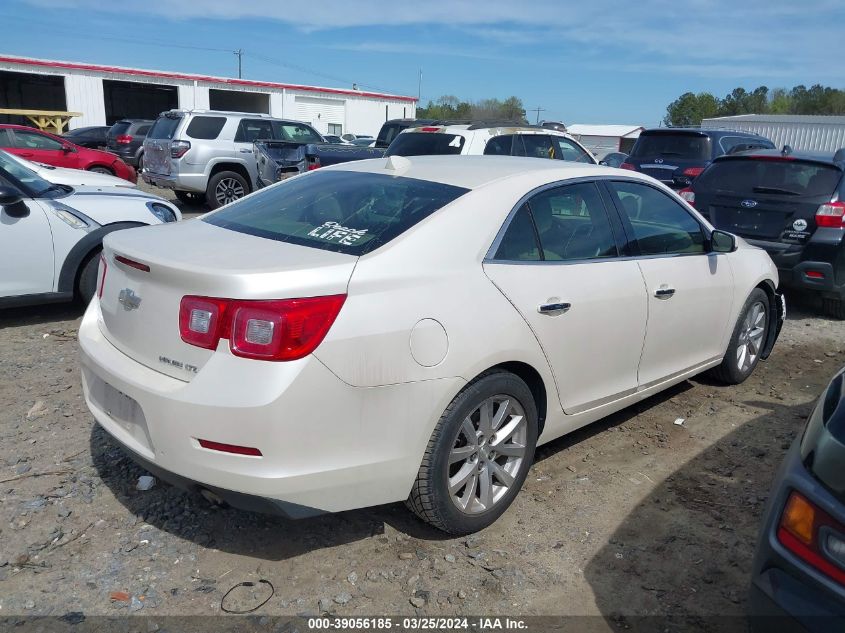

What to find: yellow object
left=782, top=491, right=816, bottom=545
left=0, top=108, right=83, bottom=133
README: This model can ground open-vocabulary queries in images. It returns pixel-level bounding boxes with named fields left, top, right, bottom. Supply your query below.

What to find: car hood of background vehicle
left=51, top=187, right=179, bottom=226
left=35, top=164, right=133, bottom=188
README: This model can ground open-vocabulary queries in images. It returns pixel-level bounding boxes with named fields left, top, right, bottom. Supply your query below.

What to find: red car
left=0, top=124, right=136, bottom=182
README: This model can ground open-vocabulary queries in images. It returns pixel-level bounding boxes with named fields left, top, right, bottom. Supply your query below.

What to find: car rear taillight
left=683, top=167, right=704, bottom=178
left=816, top=202, right=845, bottom=228
left=307, top=155, right=321, bottom=171
left=115, top=135, right=133, bottom=145
left=96, top=253, right=108, bottom=299
left=170, top=140, right=191, bottom=159
left=777, top=490, right=845, bottom=586
left=179, top=295, right=346, bottom=361
left=420, top=127, right=442, bottom=132
left=679, top=188, right=696, bottom=206
left=620, top=162, right=636, bottom=170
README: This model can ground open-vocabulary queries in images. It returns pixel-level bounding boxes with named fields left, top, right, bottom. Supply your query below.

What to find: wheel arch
left=58, top=222, right=148, bottom=295
left=208, top=162, right=252, bottom=193
left=467, top=361, right=548, bottom=437
left=754, top=279, right=783, bottom=360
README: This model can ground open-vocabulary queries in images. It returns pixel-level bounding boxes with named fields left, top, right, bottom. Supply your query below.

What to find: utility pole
left=530, top=105, right=546, bottom=125
left=234, top=49, right=243, bottom=78
left=418, top=69, right=422, bottom=102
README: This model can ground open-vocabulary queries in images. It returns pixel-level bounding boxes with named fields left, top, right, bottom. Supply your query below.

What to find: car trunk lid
left=98, top=220, right=357, bottom=381
left=694, top=157, right=843, bottom=243
left=143, top=114, right=182, bottom=175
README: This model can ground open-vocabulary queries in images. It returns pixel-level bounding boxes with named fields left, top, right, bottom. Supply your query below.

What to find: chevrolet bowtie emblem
left=118, top=288, right=142, bottom=311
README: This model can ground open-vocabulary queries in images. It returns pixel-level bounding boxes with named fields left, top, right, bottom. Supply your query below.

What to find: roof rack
left=465, top=120, right=537, bottom=130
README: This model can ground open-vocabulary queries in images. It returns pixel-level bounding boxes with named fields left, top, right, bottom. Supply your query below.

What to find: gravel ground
left=1, top=285, right=843, bottom=626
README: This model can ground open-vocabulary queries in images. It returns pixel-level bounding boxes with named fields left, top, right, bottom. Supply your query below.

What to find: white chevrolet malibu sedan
left=79, top=155, right=783, bottom=534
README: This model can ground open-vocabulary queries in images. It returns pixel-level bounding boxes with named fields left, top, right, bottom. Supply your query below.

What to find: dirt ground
left=1, top=288, right=843, bottom=629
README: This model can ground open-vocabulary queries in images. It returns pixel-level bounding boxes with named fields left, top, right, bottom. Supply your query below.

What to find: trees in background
left=417, top=95, right=528, bottom=123
left=663, top=85, right=845, bottom=126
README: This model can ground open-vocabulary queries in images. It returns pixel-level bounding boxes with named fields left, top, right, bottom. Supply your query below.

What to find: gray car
left=106, top=119, right=153, bottom=170
left=142, top=110, right=324, bottom=209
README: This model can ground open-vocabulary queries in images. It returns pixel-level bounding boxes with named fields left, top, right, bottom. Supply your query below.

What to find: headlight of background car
left=148, top=202, right=177, bottom=223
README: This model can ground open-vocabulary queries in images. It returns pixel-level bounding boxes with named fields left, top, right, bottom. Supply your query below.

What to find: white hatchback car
left=0, top=150, right=180, bottom=308
left=79, top=155, right=783, bottom=534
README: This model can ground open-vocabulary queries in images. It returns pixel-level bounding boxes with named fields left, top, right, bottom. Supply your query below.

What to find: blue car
left=750, top=366, right=845, bottom=631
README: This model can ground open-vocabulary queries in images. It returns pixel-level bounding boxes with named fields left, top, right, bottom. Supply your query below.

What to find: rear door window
left=630, top=133, right=711, bottom=160
left=135, top=124, right=152, bottom=136
left=516, top=135, right=555, bottom=159
left=611, top=181, right=706, bottom=255
left=696, top=159, right=842, bottom=198
left=185, top=116, right=226, bottom=140
left=203, top=170, right=469, bottom=256
left=235, top=119, right=274, bottom=143
left=386, top=132, right=465, bottom=156
left=147, top=116, right=182, bottom=140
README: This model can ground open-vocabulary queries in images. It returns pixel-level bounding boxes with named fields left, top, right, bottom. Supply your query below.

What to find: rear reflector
left=806, top=270, right=825, bottom=280
left=198, top=439, right=262, bottom=457
left=620, top=162, right=636, bottom=170
left=778, top=490, right=845, bottom=586
left=179, top=294, right=346, bottom=361
left=114, top=255, right=150, bottom=272
left=97, top=253, right=108, bottom=299
left=816, top=202, right=845, bottom=228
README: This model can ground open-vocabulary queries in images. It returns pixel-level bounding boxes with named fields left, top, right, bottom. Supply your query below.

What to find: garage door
left=294, top=96, right=344, bottom=133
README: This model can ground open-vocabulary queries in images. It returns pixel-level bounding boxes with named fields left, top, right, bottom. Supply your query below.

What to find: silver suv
left=142, top=110, right=324, bottom=209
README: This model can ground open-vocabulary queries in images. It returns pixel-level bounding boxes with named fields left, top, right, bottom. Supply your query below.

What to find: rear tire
left=206, top=171, right=249, bottom=210
left=88, top=166, right=114, bottom=176
left=406, top=370, right=538, bottom=535
left=136, top=153, right=144, bottom=173
left=710, top=288, right=769, bottom=385
left=77, top=250, right=101, bottom=305
left=823, top=296, right=845, bottom=320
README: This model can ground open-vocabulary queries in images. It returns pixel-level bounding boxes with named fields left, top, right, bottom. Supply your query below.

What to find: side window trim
left=605, top=178, right=712, bottom=259
left=487, top=178, right=622, bottom=264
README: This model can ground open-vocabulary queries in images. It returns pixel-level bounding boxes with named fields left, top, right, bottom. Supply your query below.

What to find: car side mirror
left=0, top=186, right=29, bottom=218
left=599, top=160, right=608, bottom=166
left=61, top=144, right=75, bottom=153
left=710, top=229, right=737, bottom=253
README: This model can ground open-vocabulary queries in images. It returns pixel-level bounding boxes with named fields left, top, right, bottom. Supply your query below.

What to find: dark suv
left=107, top=119, right=154, bottom=170
left=623, top=128, right=774, bottom=189
left=684, top=148, right=845, bottom=318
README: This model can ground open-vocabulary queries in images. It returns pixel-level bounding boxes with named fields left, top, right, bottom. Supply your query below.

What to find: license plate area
left=87, top=372, right=154, bottom=454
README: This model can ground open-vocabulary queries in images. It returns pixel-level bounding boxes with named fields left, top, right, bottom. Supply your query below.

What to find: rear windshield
left=697, top=159, right=843, bottom=197
left=386, top=132, right=465, bottom=156
left=147, top=115, right=182, bottom=140
left=630, top=133, right=710, bottom=160
left=376, top=123, right=405, bottom=147
left=203, top=170, right=469, bottom=256
left=108, top=121, right=131, bottom=137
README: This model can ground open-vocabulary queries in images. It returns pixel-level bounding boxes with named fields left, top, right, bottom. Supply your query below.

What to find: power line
left=530, top=105, right=546, bottom=124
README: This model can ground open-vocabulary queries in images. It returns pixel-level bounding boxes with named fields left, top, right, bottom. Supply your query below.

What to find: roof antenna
left=782, top=144, right=792, bottom=156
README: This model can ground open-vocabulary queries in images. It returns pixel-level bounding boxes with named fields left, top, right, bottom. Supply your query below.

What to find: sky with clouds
left=3, top=0, right=843, bottom=124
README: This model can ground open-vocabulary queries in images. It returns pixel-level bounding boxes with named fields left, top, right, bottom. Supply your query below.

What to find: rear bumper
left=142, top=171, right=207, bottom=194
left=749, top=439, right=845, bottom=629
left=747, top=236, right=844, bottom=297
left=77, top=299, right=460, bottom=515
left=110, top=146, right=139, bottom=166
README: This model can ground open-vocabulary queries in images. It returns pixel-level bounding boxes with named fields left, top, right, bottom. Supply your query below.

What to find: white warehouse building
left=0, top=54, right=417, bottom=137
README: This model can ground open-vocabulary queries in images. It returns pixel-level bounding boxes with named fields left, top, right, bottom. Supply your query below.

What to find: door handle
left=538, top=302, right=571, bottom=315
left=654, top=287, right=676, bottom=299
left=239, top=148, right=253, bottom=153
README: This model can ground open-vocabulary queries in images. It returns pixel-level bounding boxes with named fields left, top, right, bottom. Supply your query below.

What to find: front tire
left=88, top=166, right=114, bottom=176
left=76, top=250, right=101, bottom=304
left=406, top=370, right=538, bottom=534
left=711, top=288, right=769, bottom=385
left=206, top=171, right=249, bottom=210
left=822, top=295, right=845, bottom=320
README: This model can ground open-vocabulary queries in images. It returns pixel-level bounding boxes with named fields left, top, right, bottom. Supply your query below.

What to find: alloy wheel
left=736, top=301, right=767, bottom=373
left=215, top=177, right=245, bottom=206
left=447, top=395, right=527, bottom=514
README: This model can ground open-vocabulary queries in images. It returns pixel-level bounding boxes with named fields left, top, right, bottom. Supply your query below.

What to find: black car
left=750, top=366, right=845, bottom=632
left=623, top=128, right=774, bottom=189
left=106, top=119, right=154, bottom=170
left=685, top=148, right=845, bottom=318
left=375, top=119, right=454, bottom=149
left=62, top=125, right=110, bottom=149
